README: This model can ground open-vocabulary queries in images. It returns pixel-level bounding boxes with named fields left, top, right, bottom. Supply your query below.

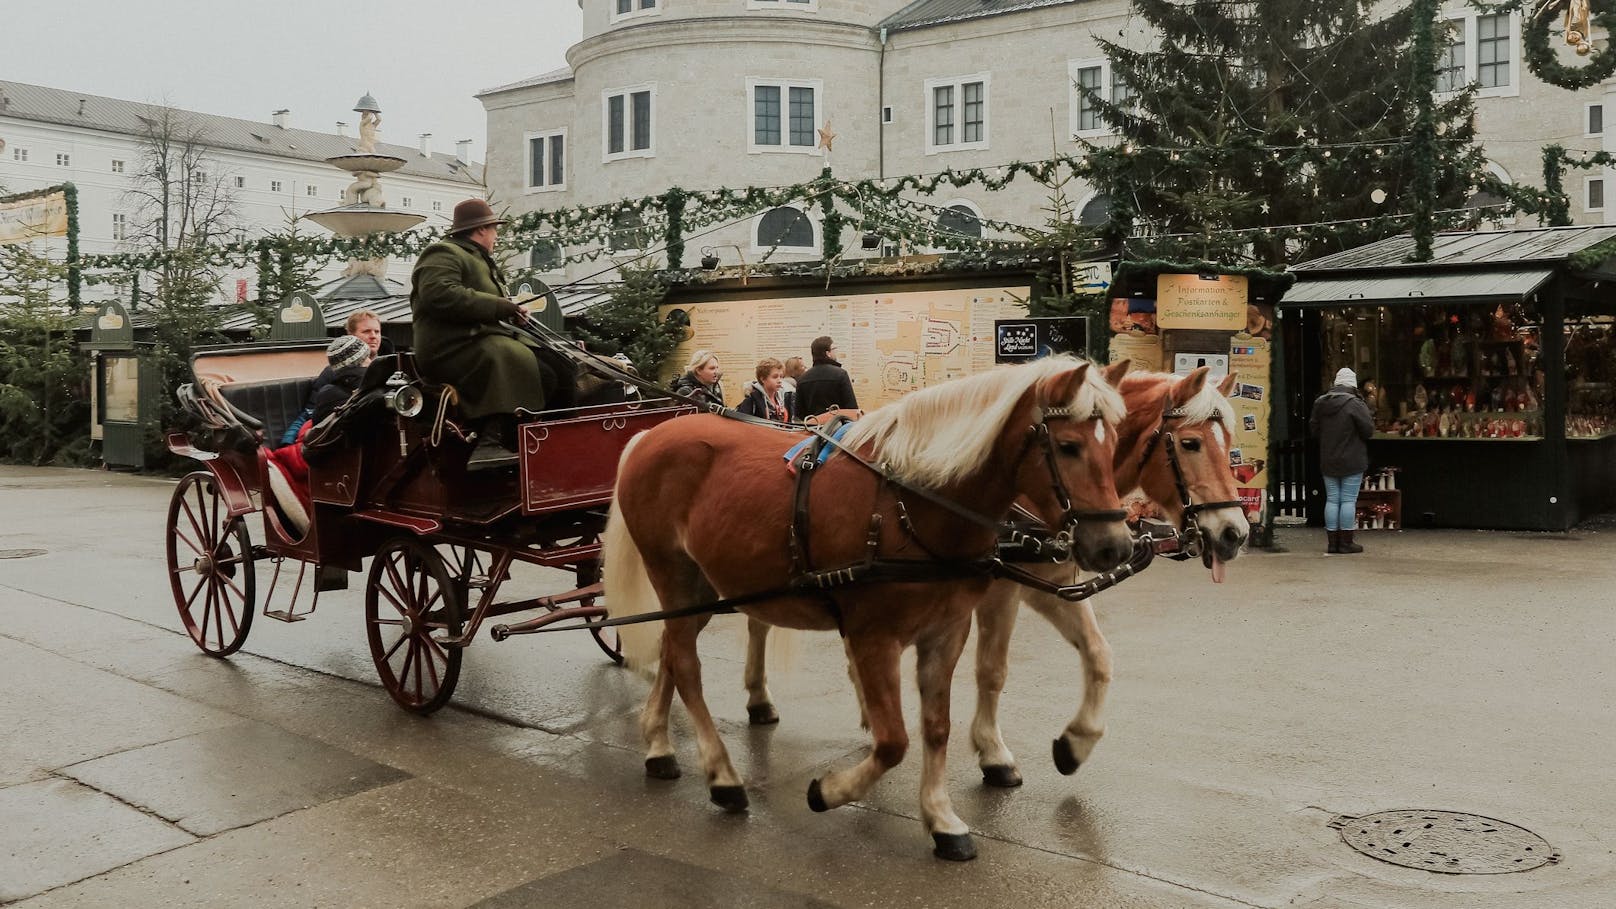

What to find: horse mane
left=839, top=355, right=1124, bottom=489
left=1121, top=371, right=1234, bottom=428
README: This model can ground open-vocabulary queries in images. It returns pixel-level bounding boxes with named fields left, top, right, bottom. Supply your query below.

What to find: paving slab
left=472, top=847, right=839, bottom=908
left=0, top=778, right=194, bottom=902
left=60, top=722, right=411, bottom=836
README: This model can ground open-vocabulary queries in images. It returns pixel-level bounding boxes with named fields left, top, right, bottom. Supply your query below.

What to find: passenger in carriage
left=308, top=335, right=373, bottom=425
left=279, top=311, right=386, bottom=445
left=410, top=198, right=576, bottom=450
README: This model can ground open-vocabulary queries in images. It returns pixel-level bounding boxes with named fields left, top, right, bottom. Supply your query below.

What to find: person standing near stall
left=1310, top=367, right=1374, bottom=554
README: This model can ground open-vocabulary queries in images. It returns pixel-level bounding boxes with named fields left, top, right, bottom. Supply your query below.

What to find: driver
left=409, top=198, right=573, bottom=449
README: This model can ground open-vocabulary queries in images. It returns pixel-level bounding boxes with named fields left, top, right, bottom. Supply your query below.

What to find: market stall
left=1279, top=226, right=1616, bottom=531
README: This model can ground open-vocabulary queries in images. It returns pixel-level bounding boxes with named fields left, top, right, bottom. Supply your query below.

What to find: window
left=402, top=196, right=413, bottom=208
left=603, top=85, right=655, bottom=160
left=748, top=0, right=817, bottom=10
left=609, top=210, right=648, bottom=252
left=1070, top=59, right=1137, bottom=137
left=110, top=159, right=125, bottom=173
left=111, top=213, right=126, bottom=241
left=925, top=74, right=989, bottom=153
left=530, top=240, right=563, bottom=272
left=1588, top=177, right=1605, bottom=212
left=306, top=184, right=319, bottom=197
left=11, top=148, right=26, bottom=161
left=1588, top=103, right=1604, bottom=137
left=1078, top=193, right=1114, bottom=227
left=192, top=170, right=206, bottom=184
left=526, top=129, right=567, bottom=190
left=1437, top=9, right=1518, bottom=97
left=234, top=176, right=246, bottom=189
left=611, top=0, right=657, bottom=22
left=56, top=153, right=71, bottom=166
left=433, top=200, right=443, bottom=212
left=748, top=79, right=822, bottom=153
left=270, top=180, right=283, bottom=192
left=936, top=203, right=982, bottom=240
left=755, top=206, right=815, bottom=250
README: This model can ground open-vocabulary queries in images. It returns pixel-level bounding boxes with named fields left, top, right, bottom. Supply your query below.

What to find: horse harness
left=1136, top=392, right=1244, bottom=561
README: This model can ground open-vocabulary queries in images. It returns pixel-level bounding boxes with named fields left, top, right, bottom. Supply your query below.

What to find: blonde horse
left=604, top=357, right=1132, bottom=860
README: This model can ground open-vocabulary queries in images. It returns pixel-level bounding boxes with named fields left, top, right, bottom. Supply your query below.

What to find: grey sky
left=1, top=0, right=582, bottom=162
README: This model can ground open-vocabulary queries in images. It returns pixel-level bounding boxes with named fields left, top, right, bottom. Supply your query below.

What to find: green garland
left=1524, top=0, right=1616, bottom=90
left=662, top=188, right=687, bottom=270
left=63, top=183, right=81, bottom=310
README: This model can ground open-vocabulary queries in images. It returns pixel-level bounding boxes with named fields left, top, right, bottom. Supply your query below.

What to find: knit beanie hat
left=1334, top=367, right=1358, bottom=388
left=327, top=334, right=369, bottom=370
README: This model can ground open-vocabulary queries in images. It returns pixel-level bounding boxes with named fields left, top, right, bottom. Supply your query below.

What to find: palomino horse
left=604, top=357, right=1133, bottom=861
left=971, top=366, right=1250, bottom=786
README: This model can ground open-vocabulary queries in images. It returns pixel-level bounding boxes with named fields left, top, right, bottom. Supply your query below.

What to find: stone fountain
left=303, top=93, right=426, bottom=277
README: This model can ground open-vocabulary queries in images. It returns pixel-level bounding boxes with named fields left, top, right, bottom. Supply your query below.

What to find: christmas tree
left=1079, top=0, right=1493, bottom=265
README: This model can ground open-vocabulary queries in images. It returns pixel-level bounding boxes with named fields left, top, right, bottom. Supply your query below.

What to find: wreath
left=1523, top=0, right=1616, bottom=90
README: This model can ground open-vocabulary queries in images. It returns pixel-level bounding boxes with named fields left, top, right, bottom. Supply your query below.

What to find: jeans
left=1322, top=473, right=1364, bottom=532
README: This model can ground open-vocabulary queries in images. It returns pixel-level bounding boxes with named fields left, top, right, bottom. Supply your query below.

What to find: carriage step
left=467, top=450, right=519, bottom=471
left=263, top=609, right=309, bottom=623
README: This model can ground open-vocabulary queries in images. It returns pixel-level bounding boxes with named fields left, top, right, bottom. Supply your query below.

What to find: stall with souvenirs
left=1279, top=226, right=1616, bottom=531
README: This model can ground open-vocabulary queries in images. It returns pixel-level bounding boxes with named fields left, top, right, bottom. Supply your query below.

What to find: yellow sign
left=1156, top=273, right=1248, bottom=330
left=0, top=190, right=69, bottom=245
left=96, top=308, right=126, bottom=331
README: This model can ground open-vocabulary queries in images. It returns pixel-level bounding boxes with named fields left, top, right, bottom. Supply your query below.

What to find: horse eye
left=1058, top=440, right=1082, bottom=457
left=1180, top=438, right=1202, bottom=452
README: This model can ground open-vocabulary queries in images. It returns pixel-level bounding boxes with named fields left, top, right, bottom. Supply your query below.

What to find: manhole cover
left=1331, top=809, right=1558, bottom=874
left=0, top=549, right=46, bottom=560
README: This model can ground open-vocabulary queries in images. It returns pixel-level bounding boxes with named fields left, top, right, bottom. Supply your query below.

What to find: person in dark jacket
left=793, top=335, right=859, bottom=421
left=1310, top=367, right=1375, bottom=554
left=309, top=335, right=372, bottom=425
left=736, top=357, right=794, bottom=423
left=671, top=350, right=725, bottom=409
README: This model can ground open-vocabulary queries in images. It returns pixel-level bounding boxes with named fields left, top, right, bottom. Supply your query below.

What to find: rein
left=1136, top=392, right=1244, bottom=561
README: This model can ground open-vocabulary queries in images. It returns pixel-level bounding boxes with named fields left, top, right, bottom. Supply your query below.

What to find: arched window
left=1466, top=162, right=1514, bottom=223
left=936, top=203, right=982, bottom=239
left=1078, top=193, right=1113, bottom=227
left=756, top=206, right=815, bottom=249
left=609, top=210, right=648, bottom=252
left=529, top=240, right=562, bottom=272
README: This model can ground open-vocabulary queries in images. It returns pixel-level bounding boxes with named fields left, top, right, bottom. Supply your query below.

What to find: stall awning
left=1280, top=268, right=1555, bottom=308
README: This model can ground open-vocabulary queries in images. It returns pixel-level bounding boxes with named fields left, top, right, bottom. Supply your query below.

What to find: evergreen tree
left=1080, top=0, right=1492, bottom=265
left=0, top=242, right=90, bottom=465
left=569, top=266, right=684, bottom=380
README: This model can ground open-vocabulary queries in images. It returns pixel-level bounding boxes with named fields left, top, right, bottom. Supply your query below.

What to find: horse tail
left=604, top=432, right=663, bottom=673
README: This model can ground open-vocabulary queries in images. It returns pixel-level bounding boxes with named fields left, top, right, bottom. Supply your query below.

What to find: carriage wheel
left=365, top=537, right=464, bottom=714
left=166, top=471, right=256, bottom=657
left=577, top=558, right=622, bottom=665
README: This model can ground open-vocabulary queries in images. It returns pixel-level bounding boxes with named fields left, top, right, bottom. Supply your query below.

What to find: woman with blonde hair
left=670, top=349, right=725, bottom=408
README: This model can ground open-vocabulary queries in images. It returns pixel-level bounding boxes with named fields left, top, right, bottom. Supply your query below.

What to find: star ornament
left=817, top=120, right=837, bottom=153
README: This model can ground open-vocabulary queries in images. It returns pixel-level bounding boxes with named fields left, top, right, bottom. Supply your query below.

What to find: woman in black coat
left=1310, top=367, right=1375, bottom=554
left=736, top=357, right=794, bottom=423
left=670, top=350, right=725, bottom=409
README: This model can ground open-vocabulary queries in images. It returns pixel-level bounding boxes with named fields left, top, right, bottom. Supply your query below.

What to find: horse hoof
left=645, top=754, right=682, bottom=780
left=807, top=778, right=829, bottom=812
left=1052, top=737, right=1082, bottom=776
left=981, top=764, right=1023, bottom=788
left=747, top=703, right=780, bottom=726
left=710, top=785, right=749, bottom=813
left=932, top=832, right=978, bottom=862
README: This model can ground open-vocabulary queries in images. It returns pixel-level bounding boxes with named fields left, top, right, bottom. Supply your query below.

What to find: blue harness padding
left=783, top=420, right=854, bottom=470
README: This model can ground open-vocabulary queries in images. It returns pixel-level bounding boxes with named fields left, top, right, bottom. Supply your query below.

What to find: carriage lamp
left=384, top=371, right=424, bottom=418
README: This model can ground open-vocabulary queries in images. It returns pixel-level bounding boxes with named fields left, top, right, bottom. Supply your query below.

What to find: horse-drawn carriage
left=165, top=339, right=690, bottom=713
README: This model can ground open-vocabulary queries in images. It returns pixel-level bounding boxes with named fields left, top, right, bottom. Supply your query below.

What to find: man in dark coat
left=793, top=335, right=859, bottom=421
left=410, top=199, right=572, bottom=445
left=1310, top=367, right=1375, bottom=555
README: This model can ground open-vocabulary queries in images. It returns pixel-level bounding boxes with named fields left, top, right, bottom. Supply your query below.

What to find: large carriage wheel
left=166, top=471, right=256, bottom=656
left=365, top=537, right=464, bottom=714
left=577, top=557, right=622, bottom=664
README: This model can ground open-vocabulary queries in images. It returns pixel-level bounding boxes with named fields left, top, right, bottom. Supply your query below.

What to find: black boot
left=1326, top=530, right=1340, bottom=554
left=1337, top=529, right=1364, bottom=554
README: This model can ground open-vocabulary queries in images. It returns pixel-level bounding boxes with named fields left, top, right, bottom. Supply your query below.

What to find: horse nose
left=1221, top=525, right=1246, bottom=548
left=1091, top=532, right=1131, bottom=571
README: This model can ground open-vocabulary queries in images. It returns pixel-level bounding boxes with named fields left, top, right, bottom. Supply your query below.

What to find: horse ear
left=1217, top=371, right=1237, bottom=397
left=1172, top=366, right=1210, bottom=405
left=1035, top=363, right=1091, bottom=406
left=1103, top=359, right=1131, bottom=387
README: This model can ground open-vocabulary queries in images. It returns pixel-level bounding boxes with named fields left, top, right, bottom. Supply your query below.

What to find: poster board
left=0, top=189, right=69, bottom=244
left=1227, top=334, right=1272, bottom=522
left=1157, top=273, right=1248, bottom=330
left=658, top=285, right=1030, bottom=408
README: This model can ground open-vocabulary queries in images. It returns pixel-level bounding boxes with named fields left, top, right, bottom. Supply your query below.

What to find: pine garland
left=1523, top=0, right=1616, bottom=90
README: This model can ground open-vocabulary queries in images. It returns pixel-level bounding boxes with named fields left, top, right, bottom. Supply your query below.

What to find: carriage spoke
left=397, top=638, right=416, bottom=689
left=173, top=528, right=204, bottom=559
left=413, top=640, right=425, bottom=701
left=383, top=631, right=409, bottom=663
left=376, top=581, right=410, bottom=618
left=212, top=581, right=227, bottom=649
left=219, top=587, right=241, bottom=638
left=219, top=573, right=248, bottom=603
left=423, top=644, right=440, bottom=689
left=183, top=574, right=207, bottom=611
left=193, top=484, right=213, bottom=543
left=200, top=583, right=217, bottom=649
left=372, top=618, right=405, bottom=627
left=180, top=497, right=208, bottom=551
left=422, top=632, right=449, bottom=662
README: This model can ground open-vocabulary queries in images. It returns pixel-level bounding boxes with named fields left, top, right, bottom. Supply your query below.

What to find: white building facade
left=480, top=0, right=1616, bottom=281
left=0, top=80, right=484, bottom=302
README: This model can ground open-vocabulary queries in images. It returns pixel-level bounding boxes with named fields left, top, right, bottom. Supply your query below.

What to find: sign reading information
left=0, top=190, right=69, bottom=245
left=1156, top=273, right=1248, bottom=330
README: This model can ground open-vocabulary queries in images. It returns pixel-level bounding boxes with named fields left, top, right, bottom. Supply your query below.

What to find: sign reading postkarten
left=0, top=189, right=69, bottom=245
left=1156, top=273, right=1248, bottom=330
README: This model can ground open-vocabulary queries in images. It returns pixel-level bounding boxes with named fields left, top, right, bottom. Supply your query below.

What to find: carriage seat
left=218, top=376, right=319, bottom=446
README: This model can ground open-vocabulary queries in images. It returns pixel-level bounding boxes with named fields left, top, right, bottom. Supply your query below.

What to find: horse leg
left=743, top=617, right=779, bottom=725
left=916, top=616, right=977, bottom=861
left=1023, top=589, right=1113, bottom=775
left=662, top=614, right=748, bottom=812
left=971, top=582, right=1022, bottom=788
left=640, top=657, right=681, bottom=780
left=843, top=636, right=870, bottom=730
left=808, top=635, right=904, bottom=811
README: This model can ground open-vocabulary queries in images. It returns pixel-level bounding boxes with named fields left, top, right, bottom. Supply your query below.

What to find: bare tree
left=122, top=102, right=239, bottom=305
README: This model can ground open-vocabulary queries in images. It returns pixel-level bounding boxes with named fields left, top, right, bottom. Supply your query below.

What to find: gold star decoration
left=817, top=120, right=837, bottom=153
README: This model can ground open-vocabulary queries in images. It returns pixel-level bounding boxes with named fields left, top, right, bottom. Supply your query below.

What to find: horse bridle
left=1026, top=404, right=1128, bottom=553
left=1136, top=393, right=1243, bottom=559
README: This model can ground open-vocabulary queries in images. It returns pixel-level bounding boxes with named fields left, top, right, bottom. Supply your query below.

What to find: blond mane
left=839, top=355, right=1124, bottom=489
left=1122, top=371, right=1235, bottom=427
